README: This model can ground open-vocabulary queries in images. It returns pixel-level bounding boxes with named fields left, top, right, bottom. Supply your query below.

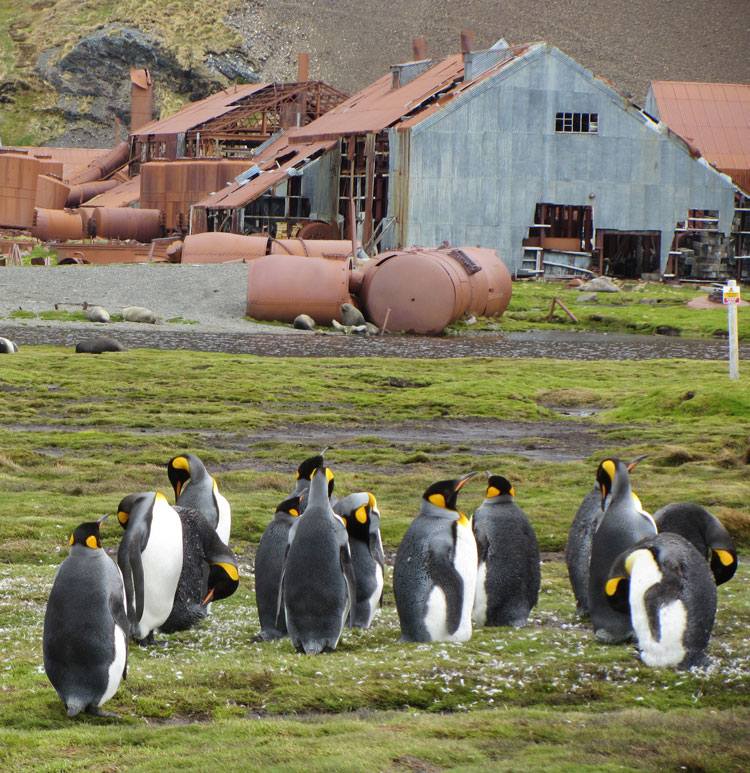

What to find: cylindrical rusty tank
left=181, top=232, right=270, bottom=264
left=359, top=246, right=512, bottom=335
left=269, top=238, right=354, bottom=258
left=247, top=253, right=355, bottom=325
left=35, top=175, right=71, bottom=210
left=66, top=180, right=120, bottom=207
left=37, top=158, right=65, bottom=178
left=77, top=207, right=96, bottom=237
left=92, top=207, right=163, bottom=242
left=457, top=246, right=513, bottom=316
left=31, top=208, right=85, bottom=241
left=66, top=142, right=130, bottom=185
left=0, top=153, right=40, bottom=228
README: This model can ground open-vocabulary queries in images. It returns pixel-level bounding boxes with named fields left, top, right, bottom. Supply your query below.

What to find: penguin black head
left=604, top=547, right=640, bottom=615
left=422, top=473, right=477, bottom=516
left=168, top=454, right=194, bottom=499
left=295, top=448, right=329, bottom=484
left=312, top=465, right=335, bottom=499
left=116, top=492, right=164, bottom=528
left=275, top=495, right=302, bottom=518
left=597, top=458, right=632, bottom=508
left=340, top=492, right=378, bottom=537
left=710, top=546, right=738, bottom=586
left=68, top=514, right=110, bottom=550
left=485, top=474, right=514, bottom=498
left=202, top=561, right=240, bottom=606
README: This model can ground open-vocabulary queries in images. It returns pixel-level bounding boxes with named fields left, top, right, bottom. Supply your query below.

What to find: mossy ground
left=0, top=344, right=748, bottom=768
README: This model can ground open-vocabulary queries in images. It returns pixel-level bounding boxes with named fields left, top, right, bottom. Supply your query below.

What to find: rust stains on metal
left=31, top=208, right=85, bottom=242
left=359, top=246, right=512, bottom=334
left=130, top=67, right=154, bottom=134
left=92, top=207, right=164, bottom=242
left=246, top=253, right=355, bottom=325
left=0, top=153, right=40, bottom=229
left=34, top=174, right=70, bottom=210
left=412, top=39, right=427, bottom=60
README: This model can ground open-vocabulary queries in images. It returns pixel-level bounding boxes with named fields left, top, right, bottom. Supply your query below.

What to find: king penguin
left=116, top=492, right=183, bottom=645
left=588, top=458, right=657, bottom=643
left=334, top=491, right=386, bottom=628
left=653, top=502, right=738, bottom=586
left=291, top=449, right=328, bottom=498
left=43, top=515, right=129, bottom=717
left=281, top=466, right=356, bottom=654
left=566, top=455, right=646, bottom=618
left=393, top=473, right=478, bottom=643
left=254, top=495, right=302, bottom=640
left=168, top=453, right=231, bottom=544
left=160, top=505, right=240, bottom=633
left=606, top=532, right=717, bottom=668
left=472, top=474, right=540, bottom=628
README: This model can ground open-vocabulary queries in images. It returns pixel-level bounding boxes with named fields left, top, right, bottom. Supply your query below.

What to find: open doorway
left=595, top=230, right=661, bottom=278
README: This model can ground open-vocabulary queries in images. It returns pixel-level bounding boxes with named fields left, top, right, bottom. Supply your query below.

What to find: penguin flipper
left=340, top=543, right=357, bottom=628
left=427, top=544, right=464, bottom=636
left=275, top=543, right=290, bottom=629
left=369, top=531, right=386, bottom=569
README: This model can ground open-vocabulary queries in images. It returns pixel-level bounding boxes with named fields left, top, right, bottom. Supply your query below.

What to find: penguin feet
left=137, top=633, right=169, bottom=647
left=594, top=627, right=636, bottom=645
left=85, top=705, right=120, bottom=718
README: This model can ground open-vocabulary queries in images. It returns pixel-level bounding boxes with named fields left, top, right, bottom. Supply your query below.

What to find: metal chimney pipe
left=297, top=53, right=310, bottom=82
left=413, top=38, right=426, bottom=60
left=460, top=30, right=474, bottom=53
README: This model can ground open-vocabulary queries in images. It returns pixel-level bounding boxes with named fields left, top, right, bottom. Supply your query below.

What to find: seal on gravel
left=75, top=336, right=128, bottom=354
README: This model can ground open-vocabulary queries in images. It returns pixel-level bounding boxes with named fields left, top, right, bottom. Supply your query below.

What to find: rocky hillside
left=1, top=0, right=748, bottom=148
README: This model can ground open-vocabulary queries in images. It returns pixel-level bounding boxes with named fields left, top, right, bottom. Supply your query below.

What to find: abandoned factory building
left=193, top=37, right=744, bottom=280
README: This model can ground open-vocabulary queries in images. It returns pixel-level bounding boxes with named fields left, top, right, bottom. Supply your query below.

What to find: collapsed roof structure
left=192, top=34, right=746, bottom=280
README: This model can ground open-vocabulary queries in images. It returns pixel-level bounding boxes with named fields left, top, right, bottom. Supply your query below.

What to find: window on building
left=555, top=112, right=598, bottom=134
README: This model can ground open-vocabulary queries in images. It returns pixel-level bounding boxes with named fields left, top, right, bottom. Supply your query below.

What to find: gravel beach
left=0, top=263, right=285, bottom=335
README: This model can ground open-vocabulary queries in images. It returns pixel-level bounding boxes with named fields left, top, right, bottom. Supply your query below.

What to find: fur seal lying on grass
left=75, top=336, right=127, bottom=354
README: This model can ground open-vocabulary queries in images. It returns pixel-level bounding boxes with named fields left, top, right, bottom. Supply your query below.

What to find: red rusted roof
left=131, top=83, right=272, bottom=137
left=649, top=81, right=750, bottom=175
left=289, top=55, right=465, bottom=142
left=193, top=132, right=336, bottom=210
left=290, top=45, right=532, bottom=143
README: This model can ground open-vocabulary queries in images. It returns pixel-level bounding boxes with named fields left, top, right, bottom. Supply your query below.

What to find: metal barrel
left=0, top=153, right=40, bottom=228
left=92, top=207, right=163, bottom=242
left=31, top=208, right=86, bottom=241
left=181, top=232, right=270, bottom=263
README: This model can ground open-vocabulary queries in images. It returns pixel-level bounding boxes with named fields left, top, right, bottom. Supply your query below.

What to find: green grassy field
left=0, top=344, right=748, bottom=770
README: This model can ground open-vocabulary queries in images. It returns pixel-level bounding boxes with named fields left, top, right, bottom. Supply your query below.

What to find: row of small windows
left=556, top=112, right=599, bottom=134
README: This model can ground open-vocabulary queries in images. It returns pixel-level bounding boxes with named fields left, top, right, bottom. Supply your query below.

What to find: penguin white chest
left=629, top=551, right=687, bottom=667
left=214, top=490, right=231, bottom=545
left=138, top=506, right=183, bottom=636
left=425, top=521, right=477, bottom=642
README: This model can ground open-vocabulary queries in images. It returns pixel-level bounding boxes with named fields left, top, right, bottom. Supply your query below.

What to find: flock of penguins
left=42, top=450, right=738, bottom=718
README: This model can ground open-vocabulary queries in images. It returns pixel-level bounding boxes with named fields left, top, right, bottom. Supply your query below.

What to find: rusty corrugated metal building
left=193, top=36, right=743, bottom=278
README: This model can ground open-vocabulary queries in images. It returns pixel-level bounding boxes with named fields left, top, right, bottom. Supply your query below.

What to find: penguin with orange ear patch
left=472, top=474, right=540, bottom=628
left=588, top=458, right=657, bottom=643
left=334, top=492, right=385, bottom=628
left=43, top=515, right=129, bottom=717
left=393, top=473, right=478, bottom=642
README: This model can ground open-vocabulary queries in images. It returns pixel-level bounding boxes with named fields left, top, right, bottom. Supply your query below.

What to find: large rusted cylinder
left=269, top=238, right=354, bottom=258
left=37, top=159, right=65, bottom=178
left=247, top=253, right=355, bottom=325
left=31, top=208, right=85, bottom=241
left=66, top=180, right=120, bottom=207
left=181, top=232, right=270, bottom=263
left=359, top=246, right=512, bottom=334
left=35, top=175, right=71, bottom=210
left=92, top=207, right=163, bottom=242
left=66, top=142, right=130, bottom=185
left=0, top=153, right=40, bottom=228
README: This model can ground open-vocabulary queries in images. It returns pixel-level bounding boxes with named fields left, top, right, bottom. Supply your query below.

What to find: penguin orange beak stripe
left=201, top=588, right=215, bottom=606
left=714, top=549, right=735, bottom=567
left=454, top=472, right=478, bottom=492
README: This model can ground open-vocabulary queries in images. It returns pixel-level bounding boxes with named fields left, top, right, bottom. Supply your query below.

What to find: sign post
left=722, top=280, right=741, bottom=380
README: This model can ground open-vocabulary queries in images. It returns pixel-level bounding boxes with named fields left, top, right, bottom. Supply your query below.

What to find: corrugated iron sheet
left=193, top=133, right=336, bottom=210
left=131, top=83, right=271, bottom=138
left=649, top=81, right=750, bottom=177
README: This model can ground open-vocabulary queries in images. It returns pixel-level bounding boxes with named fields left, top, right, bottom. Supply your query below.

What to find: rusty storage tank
left=31, top=209, right=85, bottom=241
left=359, top=246, right=512, bottom=335
left=269, top=238, right=354, bottom=258
left=37, top=158, right=65, bottom=178
left=77, top=207, right=96, bottom=237
left=35, top=175, right=71, bottom=210
left=92, top=207, right=163, bottom=242
left=66, top=142, right=130, bottom=185
left=181, top=232, right=270, bottom=263
left=247, top=253, right=356, bottom=325
left=0, top=153, right=40, bottom=228
left=66, top=180, right=120, bottom=207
